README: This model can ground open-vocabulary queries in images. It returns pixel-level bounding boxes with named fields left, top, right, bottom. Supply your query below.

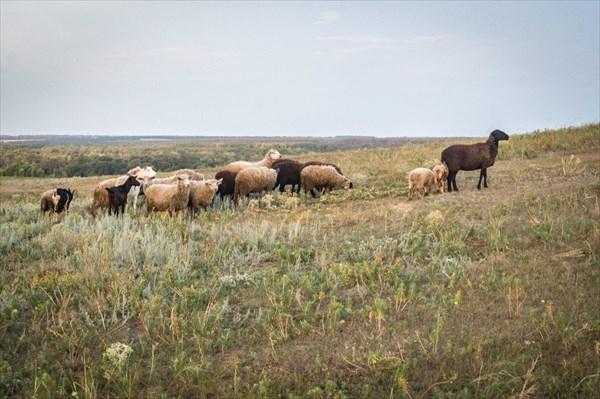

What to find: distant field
left=1, top=124, right=599, bottom=398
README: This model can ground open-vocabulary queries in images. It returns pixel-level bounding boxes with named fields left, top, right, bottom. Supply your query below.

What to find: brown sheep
left=300, top=165, right=352, bottom=198
left=145, top=176, right=191, bottom=216
left=408, top=168, right=441, bottom=200
left=441, top=130, right=509, bottom=192
left=233, top=167, right=278, bottom=206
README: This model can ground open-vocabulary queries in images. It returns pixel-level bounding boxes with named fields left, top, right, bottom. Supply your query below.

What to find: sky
left=1, top=1, right=599, bottom=137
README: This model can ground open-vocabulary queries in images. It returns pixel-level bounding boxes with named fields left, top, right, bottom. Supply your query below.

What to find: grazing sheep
left=233, top=166, right=278, bottom=206
left=188, top=179, right=223, bottom=216
left=302, top=160, right=344, bottom=175
left=432, top=163, right=449, bottom=193
left=170, top=169, right=205, bottom=181
left=145, top=176, right=191, bottom=216
left=441, top=129, right=510, bottom=192
left=40, top=189, right=60, bottom=216
left=223, top=149, right=281, bottom=173
left=91, top=166, right=156, bottom=216
left=301, top=165, right=352, bottom=198
left=408, top=168, right=441, bottom=200
left=106, top=176, right=141, bottom=216
left=272, top=159, right=303, bottom=193
left=55, top=188, right=75, bottom=213
left=214, top=170, right=238, bottom=200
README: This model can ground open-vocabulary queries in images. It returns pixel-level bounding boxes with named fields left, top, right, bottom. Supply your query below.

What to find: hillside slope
left=1, top=124, right=599, bottom=398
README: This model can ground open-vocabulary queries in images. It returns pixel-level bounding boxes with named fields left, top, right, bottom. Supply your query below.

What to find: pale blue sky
left=1, top=1, right=598, bottom=137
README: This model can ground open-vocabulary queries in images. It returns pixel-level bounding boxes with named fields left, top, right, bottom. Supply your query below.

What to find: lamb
left=188, top=179, right=223, bottom=216
left=233, top=166, right=278, bottom=206
left=432, top=163, right=449, bottom=193
left=214, top=170, right=238, bottom=200
left=105, top=176, right=141, bottom=216
left=90, top=166, right=156, bottom=216
left=145, top=176, right=191, bottom=216
left=441, top=129, right=509, bottom=192
left=407, top=168, right=441, bottom=200
left=223, top=149, right=281, bottom=173
left=300, top=165, right=352, bottom=198
left=272, top=159, right=303, bottom=193
left=40, top=189, right=60, bottom=216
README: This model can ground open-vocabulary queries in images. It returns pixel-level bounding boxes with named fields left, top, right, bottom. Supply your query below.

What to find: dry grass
left=1, top=125, right=599, bottom=398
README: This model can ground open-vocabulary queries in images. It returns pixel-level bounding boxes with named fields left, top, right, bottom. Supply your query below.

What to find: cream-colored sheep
left=223, top=149, right=281, bottom=173
left=90, top=166, right=156, bottom=216
left=171, top=169, right=205, bottom=181
left=408, top=167, right=441, bottom=200
left=233, top=166, right=278, bottom=205
left=188, top=178, right=222, bottom=215
left=40, top=189, right=60, bottom=215
left=300, top=165, right=352, bottom=197
left=145, top=176, right=191, bottom=216
left=433, top=163, right=449, bottom=193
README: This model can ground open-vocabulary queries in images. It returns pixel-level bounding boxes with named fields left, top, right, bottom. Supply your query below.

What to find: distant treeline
left=1, top=136, right=434, bottom=177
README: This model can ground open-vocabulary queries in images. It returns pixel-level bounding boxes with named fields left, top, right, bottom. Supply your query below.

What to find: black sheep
left=441, top=129, right=509, bottom=192
left=55, top=188, right=75, bottom=213
left=215, top=170, right=238, bottom=199
left=105, top=176, right=140, bottom=216
left=272, top=159, right=303, bottom=193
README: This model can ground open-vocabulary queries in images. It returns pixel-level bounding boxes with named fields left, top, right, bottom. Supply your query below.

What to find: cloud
left=314, top=10, right=340, bottom=24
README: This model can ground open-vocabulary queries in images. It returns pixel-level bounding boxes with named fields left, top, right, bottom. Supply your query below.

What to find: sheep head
left=489, top=130, right=509, bottom=143
left=267, top=149, right=282, bottom=163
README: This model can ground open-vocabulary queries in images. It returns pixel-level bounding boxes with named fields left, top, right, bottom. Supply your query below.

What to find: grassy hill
left=1, top=124, right=599, bottom=398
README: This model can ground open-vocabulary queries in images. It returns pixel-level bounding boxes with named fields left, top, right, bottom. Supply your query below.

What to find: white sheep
left=90, top=166, right=156, bottom=216
left=432, top=162, right=449, bottom=193
left=145, top=176, right=191, bottom=216
left=408, top=167, right=441, bottom=200
left=188, top=178, right=223, bottom=215
left=300, top=165, right=353, bottom=197
left=223, top=149, right=281, bottom=173
left=233, top=166, right=278, bottom=206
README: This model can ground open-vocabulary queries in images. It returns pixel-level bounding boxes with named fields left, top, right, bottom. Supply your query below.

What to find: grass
left=1, top=124, right=599, bottom=398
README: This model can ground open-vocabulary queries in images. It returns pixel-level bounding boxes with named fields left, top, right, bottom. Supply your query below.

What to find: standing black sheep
left=441, top=129, right=509, bottom=192
left=106, top=176, right=141, bottom=216
left=215, top=170, right=238, bottom=200
left=272, top=159, right=303, bottom=193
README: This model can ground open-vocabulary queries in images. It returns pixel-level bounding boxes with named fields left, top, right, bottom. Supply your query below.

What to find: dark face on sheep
left=490, top=130, right=509, bottom=142
left=127, top=176, right=141, bottom=186
left=343, top=179, right=352, bottom=190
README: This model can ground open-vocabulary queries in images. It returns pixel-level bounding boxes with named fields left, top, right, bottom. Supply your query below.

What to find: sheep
left=407, top=168, right=441, bottom=200
left=300, top=165, right=352, bottom=198
left=188, top=179, right=223, bottom=216
left=302, top=160, right=344, bottom=175
left=106, top=176, right=141, bottom=216
left=441, top=129, right=510, bottom=192
left=272, top=159, right=303, bottom=193
left=40, top=189, right=60, bottom=216
left=54, top=188, right=75, bottom=213
left=145, top=176, right=191, bottom=216
left=170, top=169, right=205, bottom=181
left=432, top=163, right=449, bottom=193
left=233, top=166, right=278, bottom=206
left=223, top=149, right=281, bottom=173
left=90, top=166, right=156, bottom=216
left=214, top=170, right=238, bottom=200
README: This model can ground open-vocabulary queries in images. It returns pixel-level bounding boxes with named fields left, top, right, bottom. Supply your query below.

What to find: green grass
left=1, top=124, right=599, bottom=398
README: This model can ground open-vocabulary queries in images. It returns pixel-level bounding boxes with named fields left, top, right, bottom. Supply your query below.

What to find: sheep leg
left=476, top=168, right=489, bottom=189
left=448, top=171, right=459, bottom=192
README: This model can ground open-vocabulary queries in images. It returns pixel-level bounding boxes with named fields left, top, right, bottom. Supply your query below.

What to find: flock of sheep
left=40, top=129, right=509, bottom=219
